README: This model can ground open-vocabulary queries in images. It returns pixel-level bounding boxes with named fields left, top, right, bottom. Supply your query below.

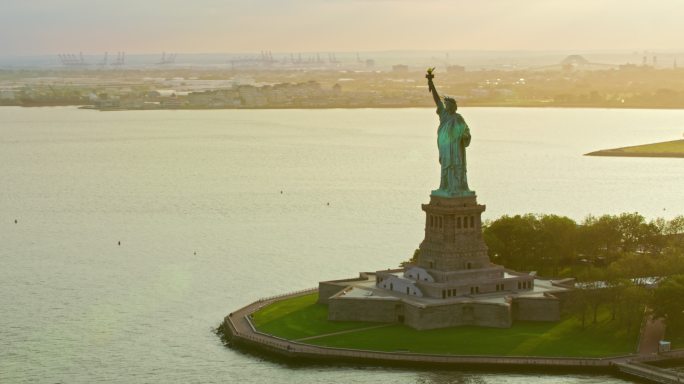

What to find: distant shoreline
left=2, top=102, right=684, bottom=111
left=585, top=139, right=684, bottom=158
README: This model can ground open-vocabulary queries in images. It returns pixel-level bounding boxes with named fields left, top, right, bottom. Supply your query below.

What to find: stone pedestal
left=417, top=194, right=490, bottom=273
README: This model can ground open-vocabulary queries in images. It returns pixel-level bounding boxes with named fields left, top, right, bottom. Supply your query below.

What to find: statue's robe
left=435, top=105, right=472, bottom=196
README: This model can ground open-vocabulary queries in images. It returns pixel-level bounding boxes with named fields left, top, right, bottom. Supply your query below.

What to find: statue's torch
left=426, top=67, right=435, bottom=93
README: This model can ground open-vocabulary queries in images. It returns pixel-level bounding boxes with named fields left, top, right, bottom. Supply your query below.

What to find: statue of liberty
left=426, top=68, right=474, bottom=198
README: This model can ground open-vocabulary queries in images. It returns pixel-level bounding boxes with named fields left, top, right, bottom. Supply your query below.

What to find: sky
left=2, top=0, right=684, bottom=55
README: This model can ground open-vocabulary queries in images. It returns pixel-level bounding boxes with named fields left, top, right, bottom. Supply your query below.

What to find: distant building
left=148, top=90, right=177, bottom=98
left=238, top=85, right=267, bottom=107
left=160, top=94, right=185, bottom=108
left=560, top=55, right=590, bottom=71
left=0, top=90, right=16, bottom=100
left=447, top=65, right=466, bottom=73
left=392, top=64, right=409, bottom=73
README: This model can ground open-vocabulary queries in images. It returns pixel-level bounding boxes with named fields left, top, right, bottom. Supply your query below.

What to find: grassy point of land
left=586, top=139, right=684, bottom=158
left=252, top=293, right=378, bottom=340
left=252, top=293, right=639, bottom=358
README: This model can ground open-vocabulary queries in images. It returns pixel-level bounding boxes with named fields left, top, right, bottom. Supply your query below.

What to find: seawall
left=218, top=289, right=684, bottom=380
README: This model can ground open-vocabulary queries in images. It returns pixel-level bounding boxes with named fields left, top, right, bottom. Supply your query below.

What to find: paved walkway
left=296, top=324, right=393, bottom=342
left=640, top=315, right=667, bottom=355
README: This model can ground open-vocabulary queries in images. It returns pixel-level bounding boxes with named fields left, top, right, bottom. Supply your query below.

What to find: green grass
left=307, top=310, right=637, bottom=357
left=588, top=139, right=684, bottom=157
left=252, top=293, right=378, bottom=339
left=617, top=139, right=684, bottom=154
left=253, top=293, right=639, bottom=357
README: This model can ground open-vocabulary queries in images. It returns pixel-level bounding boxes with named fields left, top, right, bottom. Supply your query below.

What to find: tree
left=483, top=214, right=539, bottom=272
left=579, top=215, right=622, bottom=261
left=564, top=288, right=591, bottom=329
left=618, top=284, right=651, bottom=334
left=537, top=215, right=577, bottom=276
left=652, top=274, right=684, bottom=328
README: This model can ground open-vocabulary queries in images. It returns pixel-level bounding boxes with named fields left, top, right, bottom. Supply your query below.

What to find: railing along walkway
left=615, top=361, right=683, bottom=384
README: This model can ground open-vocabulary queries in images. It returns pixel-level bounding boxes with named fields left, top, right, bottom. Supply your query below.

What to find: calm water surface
left=3, top=106, right=683, bottom=383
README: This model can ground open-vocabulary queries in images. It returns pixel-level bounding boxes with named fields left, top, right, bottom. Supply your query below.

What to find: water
left=2, top=106, right=683, bottom=383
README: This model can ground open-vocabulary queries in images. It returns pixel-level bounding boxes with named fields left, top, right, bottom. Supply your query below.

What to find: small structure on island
left=318, top=69, right=572, bottom=330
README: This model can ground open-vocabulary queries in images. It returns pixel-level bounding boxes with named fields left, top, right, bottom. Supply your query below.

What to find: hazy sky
left=2, top=0, right=684, bottom=54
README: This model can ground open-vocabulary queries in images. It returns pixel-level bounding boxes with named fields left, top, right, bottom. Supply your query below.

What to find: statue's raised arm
left=426, top=67, right=444, bottom=110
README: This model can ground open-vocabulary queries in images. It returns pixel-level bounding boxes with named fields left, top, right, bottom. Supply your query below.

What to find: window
left=457, top=217, right=462, bottom=229
left=470, top=216, right=475, bottom=228
left=406, top=287, right=410, bottom=295
left=466, top=262, right=472, bottom=270
left=442, top=290, right=446, bottom=299
left=390, top=283, right=394, bottom=290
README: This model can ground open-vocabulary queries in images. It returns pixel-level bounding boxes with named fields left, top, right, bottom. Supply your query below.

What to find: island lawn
left=251, top=293, right=379, bottom=339
left=252, top=293, right=639, bottom=358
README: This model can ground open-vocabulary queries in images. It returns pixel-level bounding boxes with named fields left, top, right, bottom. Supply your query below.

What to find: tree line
left=483, top=213, right=684, bottom=335
left=483, top=213, right=684, bottom=278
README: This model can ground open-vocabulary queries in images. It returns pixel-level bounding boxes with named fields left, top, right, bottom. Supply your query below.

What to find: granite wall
left=513, top=295, right=560, bottom=322
left=317, top=282, right=346, bottom=304
left=328, top=297, right=400, bottom=323
left=404, top=301, right=512, bottom=330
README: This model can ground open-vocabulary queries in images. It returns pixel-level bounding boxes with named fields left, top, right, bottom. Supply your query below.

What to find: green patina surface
left=252, top=293, right=639, bottom=357
left=586, top=139, right=684, bottom=158
left=428, top=70, right=475, bottom=197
